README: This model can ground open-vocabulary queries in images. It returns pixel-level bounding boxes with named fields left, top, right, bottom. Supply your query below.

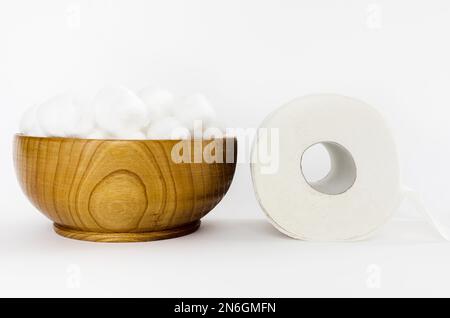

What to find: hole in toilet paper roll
left=300, top=142, right=356, bottom=195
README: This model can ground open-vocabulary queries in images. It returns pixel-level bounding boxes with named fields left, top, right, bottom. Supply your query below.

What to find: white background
left=1, top=0, right=450, bottom=297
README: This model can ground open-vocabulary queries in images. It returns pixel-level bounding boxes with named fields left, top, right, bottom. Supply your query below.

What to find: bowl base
left=53, top=221, right=201, bottom=243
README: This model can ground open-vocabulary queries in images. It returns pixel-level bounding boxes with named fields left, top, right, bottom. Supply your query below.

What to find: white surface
left=251, top=95, right=401, bottom=241
left=2, top=0, right=450, bottom=297
left=1, top=209, right=449, bottom=297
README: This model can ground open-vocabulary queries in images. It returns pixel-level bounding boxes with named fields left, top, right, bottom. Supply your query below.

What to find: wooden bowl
left=13, top=135, right=237, bottom=242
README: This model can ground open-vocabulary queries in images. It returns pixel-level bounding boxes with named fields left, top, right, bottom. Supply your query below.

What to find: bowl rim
left=14, top=133, right=237, bottom=142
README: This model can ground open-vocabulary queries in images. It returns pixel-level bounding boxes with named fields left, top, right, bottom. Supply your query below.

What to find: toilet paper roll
left=251, top=94, right=402, bottom=241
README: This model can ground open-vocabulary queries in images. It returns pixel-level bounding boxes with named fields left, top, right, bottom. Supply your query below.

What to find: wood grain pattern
left=14, top=135, right=237, bottom=242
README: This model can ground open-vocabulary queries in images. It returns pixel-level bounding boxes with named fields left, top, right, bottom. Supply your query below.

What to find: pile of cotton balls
left=19, top=86, right=224, bottom=140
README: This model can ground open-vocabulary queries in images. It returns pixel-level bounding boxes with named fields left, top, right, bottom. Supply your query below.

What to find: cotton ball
left=188, top=119, right=203, bottom=139
left=19, top=105, right=44, bottom=136
left=116, top=130, right=147, bottom=140
left=190, top=119, right=224, bottom=140
left=147, top=117, right=190, bottom=140
left=36, top=94, right=80, bottom=137
left=26, top=125, right=46, bottom=137
left=86, top=130, right=111, bottom=140
left=203, top=122, right=226, bottom=139
left=172, top=94, right=216, bottom=130
left=66, top=105, right=96, bottom=138
left=92, top=86, right=149, bottom=136
left=138, top=87, right=174, bottom=106
left=19, top=105, right=37, bottom=133
left=138, top=87, right=174, bottom=123
left=87, top=129, right=146, bottom=140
